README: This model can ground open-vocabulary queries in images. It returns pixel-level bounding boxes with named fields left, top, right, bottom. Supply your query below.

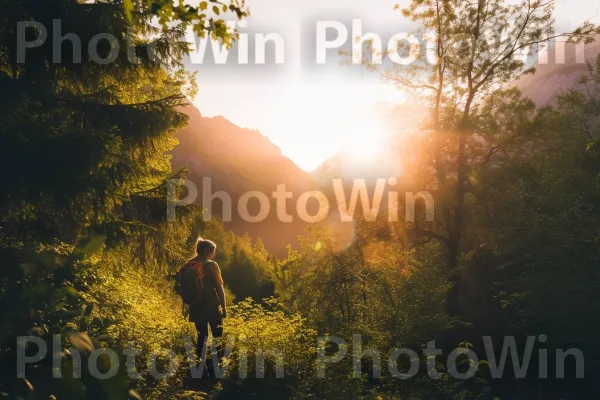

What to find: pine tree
left=0, top=1, right=248, bottom=397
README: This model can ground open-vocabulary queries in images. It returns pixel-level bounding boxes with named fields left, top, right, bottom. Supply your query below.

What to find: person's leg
left=194, top=320, right=209, bottom=360
left=207, top=318, right=224, bottom=375
left=209, top=318, right=224, bottom=338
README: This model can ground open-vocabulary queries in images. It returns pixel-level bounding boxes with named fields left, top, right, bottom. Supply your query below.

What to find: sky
left=188, top=0, right=600, bottom=171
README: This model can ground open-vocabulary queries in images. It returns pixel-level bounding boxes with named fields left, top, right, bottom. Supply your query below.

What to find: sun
left=268, top=84, right=395, bottom=170
left=344, top=116, right=388, bottom=162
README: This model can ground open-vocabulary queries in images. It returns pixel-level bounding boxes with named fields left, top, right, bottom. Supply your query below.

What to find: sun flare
left=270, top=84, right=396, bottom=170
left=343, top=116, right=388, bottom=162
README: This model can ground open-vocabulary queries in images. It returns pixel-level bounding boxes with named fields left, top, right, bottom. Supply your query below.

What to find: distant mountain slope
left=171, top=103, right=313, bottom=256
left=516, top=38, right=600, bottom=104
left=169, top=40, right=600, bottom=255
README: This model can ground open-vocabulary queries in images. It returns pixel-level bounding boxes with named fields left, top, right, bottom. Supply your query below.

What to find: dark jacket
left=181, top=260, right=223, bottom=323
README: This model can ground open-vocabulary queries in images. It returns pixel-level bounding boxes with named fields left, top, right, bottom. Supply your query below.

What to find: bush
left=218, top=298, right=318, bottom=398
left=85, top=260, right=195, bottom=399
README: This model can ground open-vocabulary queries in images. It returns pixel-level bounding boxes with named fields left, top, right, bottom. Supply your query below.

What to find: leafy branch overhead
left=126, top=0, right=250, bottom=48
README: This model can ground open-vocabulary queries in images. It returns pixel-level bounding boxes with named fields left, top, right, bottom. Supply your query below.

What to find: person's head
left=195, top=237, right=217, bottom=260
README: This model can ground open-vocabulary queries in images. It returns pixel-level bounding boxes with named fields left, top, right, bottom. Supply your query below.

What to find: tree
left=361, top=1, right=598, bottom=316
left=447, top=56, right=600, bottom=396
left=0, top=0, right=248, bottom=397
left=368, top=0, right=597, bottom=266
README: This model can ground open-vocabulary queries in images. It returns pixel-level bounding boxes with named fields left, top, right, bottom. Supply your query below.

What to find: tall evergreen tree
left=0, top=1, right=248, bottom=397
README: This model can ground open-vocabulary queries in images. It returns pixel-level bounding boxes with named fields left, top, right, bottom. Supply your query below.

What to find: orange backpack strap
left=192, top=261, right=204, bottom=288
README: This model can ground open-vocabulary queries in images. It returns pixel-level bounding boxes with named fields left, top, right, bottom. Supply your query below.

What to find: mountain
left=516, top=37, right=600, bottom=104
left=171, top=103, right=313, bottom=256
left=170, top=40, right=600, bottom=256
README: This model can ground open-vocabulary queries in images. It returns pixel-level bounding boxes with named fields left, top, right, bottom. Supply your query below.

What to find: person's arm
left=213, top=262, right=227, bottom=318
left=216, top=284, right=227, bottom=318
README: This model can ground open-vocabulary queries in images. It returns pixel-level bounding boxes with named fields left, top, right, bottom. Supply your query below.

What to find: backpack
left=175, top=261, right=206, bottom=305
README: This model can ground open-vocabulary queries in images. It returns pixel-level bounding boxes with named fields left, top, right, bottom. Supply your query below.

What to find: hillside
left=169, top=39, right=600, bottom=256
left=516, top=37, right=600, bottom=104
left=171, top=103, right=313, bottom=256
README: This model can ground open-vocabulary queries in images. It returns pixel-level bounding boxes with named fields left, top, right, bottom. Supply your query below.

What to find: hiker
left=177, top=238, right=227, bottom=374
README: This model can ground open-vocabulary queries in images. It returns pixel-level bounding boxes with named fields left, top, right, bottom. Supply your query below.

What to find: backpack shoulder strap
left=194, top=261, right=205, bottom=287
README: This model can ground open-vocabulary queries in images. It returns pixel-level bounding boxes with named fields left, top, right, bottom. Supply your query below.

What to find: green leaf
left=66, top=331, right=95, bottom=354
left=78, top=234, right=105, bottom=257
left=200, top=1, right=207, bottom=11
left=213, top=5, right=220, bottom=15
left=65, top=286, right=79, bottom=299
left=123, top=0, right=134, bottom=22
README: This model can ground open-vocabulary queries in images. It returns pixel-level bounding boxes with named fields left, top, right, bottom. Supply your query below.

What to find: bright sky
left=189, top=0, right=600, bottom=171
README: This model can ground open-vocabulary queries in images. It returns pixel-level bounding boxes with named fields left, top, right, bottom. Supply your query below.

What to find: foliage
left=217, top=298, right=318, bottom=398
left=0, top=0, right=247, bottom=398
left=129, top=0, right=250, bottom=47
left=84, top=249, right=196, bottom=398
left=3, top=0, right=600, bottom=398
left=362, top=0, right=598, bottom=273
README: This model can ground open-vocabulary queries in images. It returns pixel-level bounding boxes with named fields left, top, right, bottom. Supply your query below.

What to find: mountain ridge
left=171, top=103, right=313, bottom=256
left=170, top=39, right=600, bottom=255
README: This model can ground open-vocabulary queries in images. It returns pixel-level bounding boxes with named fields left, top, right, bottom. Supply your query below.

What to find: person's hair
left=194, top=237, right=217, bottom=260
